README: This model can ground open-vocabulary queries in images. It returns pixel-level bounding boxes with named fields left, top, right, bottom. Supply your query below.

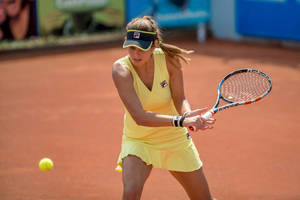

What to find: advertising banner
left=236, top=0, right=300, bottom=41
left=0, top=0, right=125, bottom=50
left=37, top=0, right=125, bottom=37
left=0, top=0, right=38, bottom=41
left=125, top=0, right=210, bottom=28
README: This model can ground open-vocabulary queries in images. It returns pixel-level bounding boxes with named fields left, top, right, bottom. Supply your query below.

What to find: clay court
left=0, top=38, right=300, bottom=200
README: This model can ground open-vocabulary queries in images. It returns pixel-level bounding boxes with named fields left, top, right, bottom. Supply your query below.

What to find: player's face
left=3, top=0, right=22, bottom=18
left=128, top=46, right=154, bottom=67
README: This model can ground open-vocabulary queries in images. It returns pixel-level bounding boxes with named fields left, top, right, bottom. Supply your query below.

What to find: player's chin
left=132, top=58, right=143, bottom=64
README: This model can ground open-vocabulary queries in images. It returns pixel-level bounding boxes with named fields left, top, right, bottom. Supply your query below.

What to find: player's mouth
left=133, top=58, right=142, bottom=63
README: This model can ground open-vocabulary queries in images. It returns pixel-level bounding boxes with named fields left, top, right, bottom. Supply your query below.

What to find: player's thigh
left=169, top=167, right=213, bottom=200
left=122, top=155, right=153, bottom=189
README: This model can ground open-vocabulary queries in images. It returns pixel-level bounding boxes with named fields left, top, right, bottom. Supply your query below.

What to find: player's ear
left=153, top=40, right=158, bottom=47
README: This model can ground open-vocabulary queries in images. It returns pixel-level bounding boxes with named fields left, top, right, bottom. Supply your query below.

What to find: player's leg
left=169, top=167, right=215, bottom=200
left=122, top=155, right=153, bottom=200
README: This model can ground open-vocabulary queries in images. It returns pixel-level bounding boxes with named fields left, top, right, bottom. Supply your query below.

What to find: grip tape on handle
left=188, top=110, right=213, bottom=131
left=202, top=111, right=213, bottom=120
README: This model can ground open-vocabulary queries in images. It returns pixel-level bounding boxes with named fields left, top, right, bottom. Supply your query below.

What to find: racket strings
left=221, top=72, right=270, bottom=102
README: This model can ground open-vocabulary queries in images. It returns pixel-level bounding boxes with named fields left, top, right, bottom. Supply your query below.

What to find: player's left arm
left=166, top=55, right=215, bottom=130
left=166, top=56, right=191, bottom=115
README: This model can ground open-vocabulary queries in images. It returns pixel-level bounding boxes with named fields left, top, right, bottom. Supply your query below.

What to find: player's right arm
left=112, top=61, right=212, bottom=130
left=112, top=61, right=173, bottom=127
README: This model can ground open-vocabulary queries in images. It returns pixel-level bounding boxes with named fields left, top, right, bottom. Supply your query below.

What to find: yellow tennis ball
left=228, top=96, right=233, bottom=100
left=39, top=158, right=53, bottom=172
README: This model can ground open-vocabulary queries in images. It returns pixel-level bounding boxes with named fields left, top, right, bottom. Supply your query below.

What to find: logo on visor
left=133, top=32, right=140, bottom=39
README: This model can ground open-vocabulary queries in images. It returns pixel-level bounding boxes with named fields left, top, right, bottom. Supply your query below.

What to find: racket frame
left=203, top=68, right=272, bottom=119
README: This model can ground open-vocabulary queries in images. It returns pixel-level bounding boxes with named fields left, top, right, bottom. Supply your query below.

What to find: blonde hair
left=126, top=16, right=194, bottom=64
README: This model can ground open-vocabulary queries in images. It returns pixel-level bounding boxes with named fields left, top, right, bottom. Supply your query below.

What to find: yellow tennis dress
left=116, top=48, right=202, bottom=172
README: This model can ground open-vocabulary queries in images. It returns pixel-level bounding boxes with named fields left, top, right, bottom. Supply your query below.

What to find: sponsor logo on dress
left=160, top=80, right=168, bottom=88
left=186, top=132, right=191, bottom=140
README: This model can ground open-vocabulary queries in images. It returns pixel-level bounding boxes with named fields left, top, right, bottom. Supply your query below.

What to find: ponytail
left=159, top=42, right=194, bottom=64
left=127, top=16, right=194, bottom=65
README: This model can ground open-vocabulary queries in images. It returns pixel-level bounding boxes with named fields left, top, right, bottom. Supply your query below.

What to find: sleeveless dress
left=115, top=48, right=202, bottom=172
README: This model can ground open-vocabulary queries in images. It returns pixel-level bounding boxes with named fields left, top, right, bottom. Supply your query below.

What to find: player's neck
left=133, top=55, right=154, bottom=74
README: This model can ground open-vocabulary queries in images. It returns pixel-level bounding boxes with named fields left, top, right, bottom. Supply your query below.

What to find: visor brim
left=123, top=40, right=153, bottom=51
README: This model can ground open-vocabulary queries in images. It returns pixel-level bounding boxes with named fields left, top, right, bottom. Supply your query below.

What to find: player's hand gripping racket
left=190, top=68, right=272, bottom=131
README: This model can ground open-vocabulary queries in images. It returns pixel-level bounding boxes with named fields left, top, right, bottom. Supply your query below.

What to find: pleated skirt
left=116, top=132, right=202, bottom=172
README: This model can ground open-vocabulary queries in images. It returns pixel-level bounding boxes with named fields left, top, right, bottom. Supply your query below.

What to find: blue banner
left=126, top=0, right=210, bottom=27
left=236, top=0, right=300, bottom=41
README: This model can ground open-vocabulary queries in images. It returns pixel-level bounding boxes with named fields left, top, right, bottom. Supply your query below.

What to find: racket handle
left=188, top=110, right=213, bottom=131
left=202, top=111, right=213, bottom=120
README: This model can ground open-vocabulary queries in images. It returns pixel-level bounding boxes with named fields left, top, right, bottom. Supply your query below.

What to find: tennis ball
left=39, top=158, right=53, bottom=172
left=228, top=96, right=233, bottom=100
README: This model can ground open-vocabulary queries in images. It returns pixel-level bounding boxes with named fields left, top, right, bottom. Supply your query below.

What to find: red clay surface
left=0, top=39, right=300, bottom=200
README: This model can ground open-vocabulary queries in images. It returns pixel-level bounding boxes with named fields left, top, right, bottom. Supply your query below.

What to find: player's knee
left=123, top=184, right=143, bottom=200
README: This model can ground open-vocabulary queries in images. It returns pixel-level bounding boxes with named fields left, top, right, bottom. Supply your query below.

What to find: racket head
left=218, top=68, right=272, bottom=104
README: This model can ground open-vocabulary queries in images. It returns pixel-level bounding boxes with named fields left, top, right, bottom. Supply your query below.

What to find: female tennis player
left=112, top=16, right=216, bottom=200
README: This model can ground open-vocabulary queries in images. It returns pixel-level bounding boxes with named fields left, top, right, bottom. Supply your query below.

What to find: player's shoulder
left=165, top=55, right=180, bottom=66
left=113, top=60, right=125, bottom=71
left=165, top=54, right=182, bottom=75
left=112, top=60, right=131, bottom=80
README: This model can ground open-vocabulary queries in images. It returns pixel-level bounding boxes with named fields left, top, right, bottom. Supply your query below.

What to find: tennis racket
left=190, top=68, right=272, bottom=130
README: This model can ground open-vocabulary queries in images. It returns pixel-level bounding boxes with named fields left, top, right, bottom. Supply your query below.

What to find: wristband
left=179, top=112, right=188, bottom=127
left=172, top=116, right=176, bottom=126
left=173, top=116, right=180, bottom=127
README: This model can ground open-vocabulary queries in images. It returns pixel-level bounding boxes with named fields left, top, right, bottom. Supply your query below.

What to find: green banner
left=55, top=0, right=109, bottom=13
left=37, top=0, right=125, bottom=36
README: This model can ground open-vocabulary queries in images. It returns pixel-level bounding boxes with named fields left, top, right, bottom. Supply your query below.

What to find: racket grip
left=188, top=110, right=213, bottom=131
left=202, top=111, right=213, bottom=120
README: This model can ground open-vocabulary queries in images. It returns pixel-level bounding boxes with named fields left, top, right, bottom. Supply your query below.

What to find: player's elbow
left=131, top=112, right=148, bottom=126
left=135, top=118, right=148, bottom=126
left=132, top=115, right=145, bottom=126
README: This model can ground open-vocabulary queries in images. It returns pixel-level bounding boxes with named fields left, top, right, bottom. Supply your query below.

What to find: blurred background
left=1, top=0, right=300, bottom=50
left=1, top=1, right=300, bottom=200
